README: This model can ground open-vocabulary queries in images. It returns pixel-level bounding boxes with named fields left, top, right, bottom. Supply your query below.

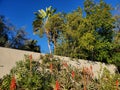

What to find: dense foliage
left=1, top=0, right=120, bottom=89
left=0, top=55, right=120, bottom=90
left=0, top=15, right=40, bottom=52
left=33, top=0, right=120, bottom=69
left=33, top=6, right=57, bottom=54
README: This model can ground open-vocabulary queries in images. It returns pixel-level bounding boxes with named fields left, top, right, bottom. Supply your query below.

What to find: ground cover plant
left=0, top=54, right=119, bottom=90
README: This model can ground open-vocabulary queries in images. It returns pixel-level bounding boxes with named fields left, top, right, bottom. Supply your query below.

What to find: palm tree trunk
left=48, top=40, right=51, bottom=54
left=45, top=18, right=52, bottom=54
left=45, top=30, right=52, bottom=54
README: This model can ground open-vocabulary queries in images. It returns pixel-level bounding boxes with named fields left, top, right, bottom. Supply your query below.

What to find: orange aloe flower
left=10, top=76, right=16, bottom=90
left=90, top=65, right=92, bottom=71
left=71, top=71, right=75, bottom=79
left=83, top=67, right=89, bottom=74
left=63, top=62, right=68, bottom=68
left=116, top=80, right=119, bottom=90
left=84, top=87, right=86, bottom=90
left=55, top=80, right=60, bottom=90
left=90, top=65, right=94, bottom=77
left=29, top=54, right=32, bottom=60
left=50, top=63, right=53, bottom=72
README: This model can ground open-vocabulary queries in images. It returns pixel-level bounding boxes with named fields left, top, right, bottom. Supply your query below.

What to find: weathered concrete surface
left=0, top=47, right=117, bottom=78
left=0, top=47, right=42, bottom=78
left=55, top=55, right=117, bottom=78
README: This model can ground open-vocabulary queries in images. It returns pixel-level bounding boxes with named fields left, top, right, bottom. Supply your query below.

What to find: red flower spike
left=90, top=65, right=92, bottom=71
left=71, top=71, right=75, bottom=79
left=116, top=80, right=119, bottom=90
left=90, top=65, right=94, bottom=77
left=84, top=87, right=86, bottom=90
left=91, top=72, right=94, bottom=77
left=86, top=67, right=89, bottom=72
left=63, top=62, right=68, bottom=68
left=50, top=63, right=53, bottom=72
left=29, top=54, right=32, bottom=60
left=10, top=76, right=16, bottom=90
left=55, top=80, right=60, bottom=90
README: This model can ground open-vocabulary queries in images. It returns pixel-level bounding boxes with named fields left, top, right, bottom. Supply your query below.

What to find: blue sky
left=0, top=0, right=119, bottom=53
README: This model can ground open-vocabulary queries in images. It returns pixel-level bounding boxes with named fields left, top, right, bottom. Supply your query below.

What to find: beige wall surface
left=0, top=47, right=117, bottom=78
left=0, top=47, right=42, bottom=78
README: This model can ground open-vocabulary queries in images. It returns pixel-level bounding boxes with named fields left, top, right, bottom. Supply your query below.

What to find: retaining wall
left=0, top=47, right=117, bottom=78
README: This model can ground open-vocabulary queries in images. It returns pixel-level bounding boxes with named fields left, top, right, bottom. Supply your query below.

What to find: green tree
left=55, top=7, right=96, bottom=59
left=112, top=5, right=120, bottom=71
left=55, top=0, right=119, bottom=65
left=33, top=6, right=56, bottom=54
left=21, top=40, right=40, bottom=52
left=0, top=15, right=11, bottom=47
left=114, top=5, right=120, bottom=44
left=9, top=27, right=28, bottom=49
left=84, top=0, right=95, bottom=15
left=83, top=0, right=116, bottom=62
left=84, top=0, right=115, bottom=42
left=0, top=15, right=40, bottom=52
left=45, top=13, right=64, bottom=51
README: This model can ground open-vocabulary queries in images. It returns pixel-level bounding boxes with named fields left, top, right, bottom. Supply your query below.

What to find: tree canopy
left=0, top=15, right=40, bottom=52
left=33, top=0, right=120, bottom=69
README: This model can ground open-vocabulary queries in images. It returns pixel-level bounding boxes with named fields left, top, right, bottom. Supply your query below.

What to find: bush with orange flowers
left=0, top=54, right=120, bottom=90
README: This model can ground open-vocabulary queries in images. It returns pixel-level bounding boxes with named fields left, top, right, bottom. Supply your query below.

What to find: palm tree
left=45, top=13, right=64, bottom=50
left=33, top=6, right=56, bottom=54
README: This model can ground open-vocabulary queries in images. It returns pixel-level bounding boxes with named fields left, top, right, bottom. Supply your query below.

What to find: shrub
left=0, top=54, right=120, bottom=90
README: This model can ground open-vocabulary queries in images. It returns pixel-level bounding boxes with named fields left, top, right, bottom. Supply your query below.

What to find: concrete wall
left=0, top=47, right=117, bottom=78
left=0, top=47, right=42, bottom=78
left=56, top=56, right=117, bottom=78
